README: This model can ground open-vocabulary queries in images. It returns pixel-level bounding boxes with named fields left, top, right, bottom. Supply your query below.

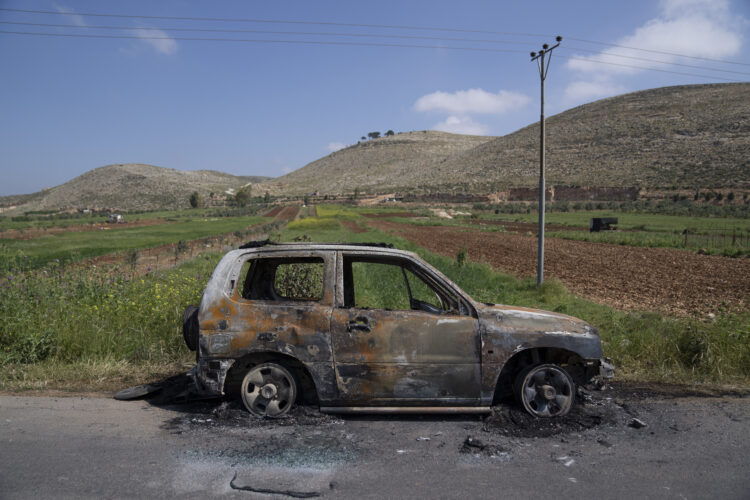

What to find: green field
left=0, top=206, right=265, bottom=231
left=1, top=215, right=271, bottom=271
left=1, top=205, right=748, bottom=393
left=489, top=211, right=750, bottom=234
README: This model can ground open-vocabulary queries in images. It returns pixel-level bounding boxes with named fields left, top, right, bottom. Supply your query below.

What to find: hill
left=261, top=83, right=750, bottom=195
left=0, top=164, right=271, bottom=215
left=259, top=131, right=493, bottom=195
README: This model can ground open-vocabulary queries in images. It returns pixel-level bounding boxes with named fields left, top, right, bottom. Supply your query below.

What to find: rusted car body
left=183, top=243, right=613, bottom=418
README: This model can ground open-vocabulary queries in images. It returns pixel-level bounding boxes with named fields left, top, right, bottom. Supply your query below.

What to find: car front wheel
left=515, top=363, right=575, bottom=417
left=240, top=362, right=297, bottom=417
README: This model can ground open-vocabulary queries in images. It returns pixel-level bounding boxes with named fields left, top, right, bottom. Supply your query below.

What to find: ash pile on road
left=484, top=388, right=624, bottom=438
left=208, top=400, right=344, bottom=428
left=163, top=400, right=344, bottom=434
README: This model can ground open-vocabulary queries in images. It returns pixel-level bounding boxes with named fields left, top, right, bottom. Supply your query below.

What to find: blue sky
left=1, top=0, right=748, bottom=195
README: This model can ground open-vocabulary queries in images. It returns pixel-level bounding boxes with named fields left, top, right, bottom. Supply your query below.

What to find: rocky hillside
left=442, top=83, right=749, bottom=190
left=261, top=83, right=749, bottom=195
left=0, top=164, right=271, bottom=214
left=259, top=131, right=492, bottom=195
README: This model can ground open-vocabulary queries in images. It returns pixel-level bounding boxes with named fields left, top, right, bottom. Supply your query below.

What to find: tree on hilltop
left=385, top=130, right=395, bottom=136
left=367, top=131, right=380, bottom=139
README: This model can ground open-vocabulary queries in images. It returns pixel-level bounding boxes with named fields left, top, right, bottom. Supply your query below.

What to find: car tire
left=182, top=305, right=199, bottom=351
left=514, top=363, right=575, bottom=418
left=240, top=362, right=297, bottom=417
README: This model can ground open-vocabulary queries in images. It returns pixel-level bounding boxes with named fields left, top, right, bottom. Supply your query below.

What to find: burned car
left=182, top=242, right=613, bottom=418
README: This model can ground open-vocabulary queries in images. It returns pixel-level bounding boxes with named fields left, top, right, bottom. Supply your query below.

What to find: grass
left=0, top=215, right=270, bottom=271
left=0, top=206, right=266, bottom=232
left=1, top=204, right=748, bottom=392
left=0, top=255, right=219, bottom=391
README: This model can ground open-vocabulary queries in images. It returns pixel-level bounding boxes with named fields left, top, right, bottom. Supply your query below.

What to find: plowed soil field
left=275, top=206, right=300, bottom=221
left=263, top=205, right=300, bottom=221
left=364, top=219, right=749, bottom=316
left=341, top=220, right=367, bottom=233
left=262, top=206, right=283, bottom=217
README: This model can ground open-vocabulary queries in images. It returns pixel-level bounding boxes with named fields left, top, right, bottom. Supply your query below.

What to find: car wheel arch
left=491, top=347, right=586, bottom=404
left=224, top=351, right=320, bottom=405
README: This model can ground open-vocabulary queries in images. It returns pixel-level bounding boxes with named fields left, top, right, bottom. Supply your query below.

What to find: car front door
left=329, top=253, right=481, bottom=405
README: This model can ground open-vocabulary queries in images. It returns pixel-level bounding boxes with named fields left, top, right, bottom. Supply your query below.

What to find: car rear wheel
left=515, top=363, right=574, bottom=417
left=240, top=362, right=297, bottom=417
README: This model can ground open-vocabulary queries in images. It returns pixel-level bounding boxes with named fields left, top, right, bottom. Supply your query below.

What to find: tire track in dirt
left=364, top=219, right=749, bottom=316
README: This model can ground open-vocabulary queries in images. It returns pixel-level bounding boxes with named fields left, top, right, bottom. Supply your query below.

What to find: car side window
left=237, top=257, right=324, bottom=302
left=350, top=260, right=410, bottom=310
left=343, top=256, right=456, bottom=314
left=274, top=261, right=324, bottom=301
left=404, top=268, right=443, bottom=311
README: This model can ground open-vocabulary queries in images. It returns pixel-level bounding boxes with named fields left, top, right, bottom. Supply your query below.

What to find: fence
left=683, top=228, right=749, bottom=249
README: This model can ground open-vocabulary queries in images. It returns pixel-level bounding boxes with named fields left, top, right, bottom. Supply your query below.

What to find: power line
left=3, top=20, right=746, bottom=77
left=562, top=47, right=750, bottom=77
left=0, top=7, right=549, bottom=37
left=0, top=30, right=528, bottom=54
left=0, top=29, right=744, bottom=82
left=557, top=55, right=742, bottom=82
left=0, top=21, right=534, bottom=47
left=3, top=6, right=748, bottom=67
left=566, top=37, right=750, bottom=67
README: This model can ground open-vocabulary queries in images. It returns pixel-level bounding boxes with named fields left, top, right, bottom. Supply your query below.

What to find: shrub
left=456, top=247, right=468, bottom=267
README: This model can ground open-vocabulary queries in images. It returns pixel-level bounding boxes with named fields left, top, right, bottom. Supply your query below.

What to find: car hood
left=475, top=303, right=603, bottom=361
left=477, top=304, right=599, bottom=338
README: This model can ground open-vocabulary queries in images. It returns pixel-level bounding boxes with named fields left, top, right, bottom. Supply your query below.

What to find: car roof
left=227, top=242, right=417, bottom=259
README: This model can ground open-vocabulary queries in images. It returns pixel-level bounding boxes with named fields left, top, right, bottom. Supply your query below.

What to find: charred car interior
left=182, top=242, right=613, bottom=418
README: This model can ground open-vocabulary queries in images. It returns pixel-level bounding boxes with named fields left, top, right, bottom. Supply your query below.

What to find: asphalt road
left=1, top=383, right=748, bottom=499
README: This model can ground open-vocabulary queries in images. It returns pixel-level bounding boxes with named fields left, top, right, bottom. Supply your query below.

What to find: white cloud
left=134, top=27, right=178, bottom=55
left=55, top=5, right=87, bottom=27
left=326, top=142, right=347, bottom=153
left=414, top=88, right=530, bottom=115
left=432, top=116, right=489, bottom=135
left=563, top=0, right=744, bottom=105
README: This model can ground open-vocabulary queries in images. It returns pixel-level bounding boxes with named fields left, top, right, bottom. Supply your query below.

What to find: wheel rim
left=241, top=364, right=296, bottom=417
left=520, top=365, right=573, bottom=417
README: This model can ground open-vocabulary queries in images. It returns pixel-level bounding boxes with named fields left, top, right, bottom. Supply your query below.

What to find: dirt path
left=364, top=219, right=749, bottom=316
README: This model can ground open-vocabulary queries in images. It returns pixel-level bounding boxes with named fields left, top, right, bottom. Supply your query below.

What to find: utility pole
left=530, top=36, right=562, bottom=286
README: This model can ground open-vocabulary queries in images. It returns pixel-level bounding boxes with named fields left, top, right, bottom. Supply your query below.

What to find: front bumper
left=599, top=357, right=615, bottom=379
left=189, top=358, right=235, bottom=397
